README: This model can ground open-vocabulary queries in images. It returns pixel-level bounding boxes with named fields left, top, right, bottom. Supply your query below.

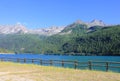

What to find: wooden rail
left=0, top=57, right=120, bottom=72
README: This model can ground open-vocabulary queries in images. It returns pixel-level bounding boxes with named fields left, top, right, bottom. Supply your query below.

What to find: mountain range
left=0, top=19, right=107, bottom=35
left=0, top=19, right=120, bottom=56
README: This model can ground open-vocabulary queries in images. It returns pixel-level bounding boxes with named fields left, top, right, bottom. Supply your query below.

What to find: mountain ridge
left=0, top=19, right=111, bottom=35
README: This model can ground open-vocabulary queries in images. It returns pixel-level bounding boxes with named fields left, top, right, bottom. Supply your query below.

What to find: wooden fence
left=0, top=57, right=120, bottom=72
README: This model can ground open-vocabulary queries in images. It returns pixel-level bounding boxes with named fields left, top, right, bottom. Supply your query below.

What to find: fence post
left=62, top=60, right=64, bottom=67
left=24, top=58, right=26, bottom=63
left=50, top=60, right=53, bottom=66
left=88, top=61, right=92, bottom=70
left=106, top=62, right=109, bottom=72
left=32, top=59, right=34, bottom=63
left=40, top=59, right=42, bottom=65
left=74, top=61, right=78, bottom=69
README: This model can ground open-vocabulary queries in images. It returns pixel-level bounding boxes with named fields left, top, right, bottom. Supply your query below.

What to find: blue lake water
left=0, top=54, right=120, bottom=72
left=0, top=54, right=120, bottom=61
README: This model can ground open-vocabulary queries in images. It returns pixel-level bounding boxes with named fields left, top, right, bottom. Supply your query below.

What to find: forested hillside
left=62, top=25, right=120, bottom=56
left=0, top=34, right=42, bottom=54
left=0, top=24, right=120, bottom=56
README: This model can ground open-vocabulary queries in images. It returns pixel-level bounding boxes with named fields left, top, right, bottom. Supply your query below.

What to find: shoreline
left=0, top=53, right=15, bottom=54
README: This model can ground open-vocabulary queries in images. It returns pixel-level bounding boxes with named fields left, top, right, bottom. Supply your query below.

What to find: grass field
left=0, top=62, right=119, bottom=81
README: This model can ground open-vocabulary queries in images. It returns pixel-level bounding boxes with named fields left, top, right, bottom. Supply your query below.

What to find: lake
left=0, top=54, right=120, bottom=72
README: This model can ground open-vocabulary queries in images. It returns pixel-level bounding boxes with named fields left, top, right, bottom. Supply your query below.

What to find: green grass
left=0, top=62, right=120, bottom=81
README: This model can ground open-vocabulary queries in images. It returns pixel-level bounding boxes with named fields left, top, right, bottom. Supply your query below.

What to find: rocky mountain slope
left=74, top=19, right=106, bottom=27
left=0, top=19, right=107, bottom=35
left=0, top=23, right=64, bottom=35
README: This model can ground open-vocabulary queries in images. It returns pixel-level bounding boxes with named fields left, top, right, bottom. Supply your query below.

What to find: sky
left=0, top=0, right=119, bottom=29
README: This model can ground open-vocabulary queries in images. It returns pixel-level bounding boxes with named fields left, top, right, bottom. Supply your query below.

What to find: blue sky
left=0, top=0, right=119, bottom=28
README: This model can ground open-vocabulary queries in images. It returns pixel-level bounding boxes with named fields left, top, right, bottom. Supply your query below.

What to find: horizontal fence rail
left=0, top=57, right=120, bottom=72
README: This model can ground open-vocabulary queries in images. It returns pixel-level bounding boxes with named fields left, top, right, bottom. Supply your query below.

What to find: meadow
left=0, top=62, right=119, bottom=81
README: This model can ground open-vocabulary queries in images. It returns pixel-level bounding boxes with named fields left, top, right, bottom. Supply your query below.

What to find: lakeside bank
left=0, top=53, right=15, bottom=54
